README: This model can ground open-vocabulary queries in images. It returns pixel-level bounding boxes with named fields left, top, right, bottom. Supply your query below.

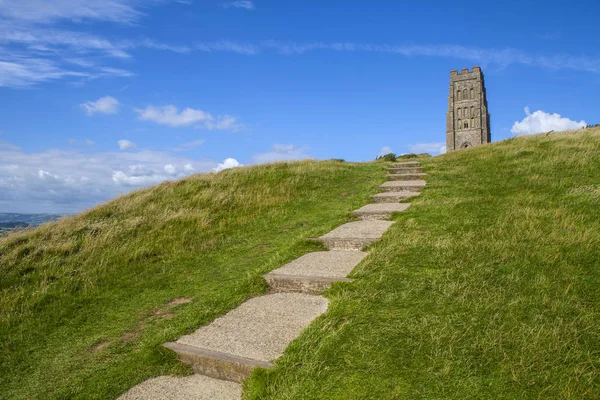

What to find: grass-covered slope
left=246, top=128, right=600, bottom=399
left=0, top=160, right=384, bottom=400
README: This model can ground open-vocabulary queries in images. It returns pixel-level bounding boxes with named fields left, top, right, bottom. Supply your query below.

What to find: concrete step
left=118, top=374, right=241, bottom=400
left=385, top=173, right=428, bottom=181
left=371, top=191, right=420, bottom=203
left=317, top=220, right=394, bottom=250
left=386, top=167, right=423, bottom=173
left=165, top=293, right=328, bottom=382
left=264, top=251, right=367, bottom=294
left=353, top=203, right=411, bottom=220
left=392, top=161, right=420, bottom=167
left=379, top=180, right=426, bottom=192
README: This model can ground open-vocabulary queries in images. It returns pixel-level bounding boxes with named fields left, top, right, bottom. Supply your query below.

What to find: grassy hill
left=0, top=161, right=384, bottom=399
left=2, top=128, right=600, bottom=399
left=247, top=127, right=600, bottom=399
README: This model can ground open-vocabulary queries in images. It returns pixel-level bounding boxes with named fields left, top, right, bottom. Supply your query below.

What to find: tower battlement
left=445, top=66, right=491, bottom=151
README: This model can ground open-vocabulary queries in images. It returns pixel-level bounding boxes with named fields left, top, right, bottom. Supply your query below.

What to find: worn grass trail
left=0, top=160, right=384, bottom=400
left=245, top=128, right=600, bottom=399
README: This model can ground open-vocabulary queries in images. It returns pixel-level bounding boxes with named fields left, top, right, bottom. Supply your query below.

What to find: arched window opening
left=470, top=88, right=474, bottom=99
left=463, top=89, right=468, bottom=99
left=464, top=120, right=469, bottom=129
left=461, top=142, right=472, bottom=149
left=470, top=106, right=474, bottom=117
left=471, top=118, right=474, bottom=128
left=457, top=90, right=462, bottom=101
left=457, top=119, right=461, bottom=129
left=464, top=107, right=469, bottom=117
left=457, top=108, right=462, bottom=118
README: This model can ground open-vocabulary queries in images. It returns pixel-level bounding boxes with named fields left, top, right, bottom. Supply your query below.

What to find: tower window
left=464, top=120, right=469, bottom=129
left=464, top=89, right=468, bottom=99
left=457, top=90, right=462, bottom=100
left=470, top=88, right=474, bottom=98
left=457, top=108, right=462, bottom=118
left=471, top=118, right=474, bottom=128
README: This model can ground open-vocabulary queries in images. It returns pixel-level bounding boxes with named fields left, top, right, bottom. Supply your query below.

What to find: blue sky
left=1, top=0, right=598, bottom=213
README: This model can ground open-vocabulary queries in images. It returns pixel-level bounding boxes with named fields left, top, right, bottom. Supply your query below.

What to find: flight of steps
left=118, top=161, right=426, bottom=400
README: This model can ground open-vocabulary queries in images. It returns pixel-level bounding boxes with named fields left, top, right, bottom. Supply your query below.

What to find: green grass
left=0, top=160, right=385, bottom=400
left=4, top=129, right=600, bottom=399
left=245, top=128, right=600, bottom=399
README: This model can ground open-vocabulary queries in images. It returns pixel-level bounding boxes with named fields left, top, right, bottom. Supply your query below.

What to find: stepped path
left=118, top=161, right=425, bottom=399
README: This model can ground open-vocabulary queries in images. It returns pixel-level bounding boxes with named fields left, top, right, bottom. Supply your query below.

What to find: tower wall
left=446, top=66, right=491, bottom=151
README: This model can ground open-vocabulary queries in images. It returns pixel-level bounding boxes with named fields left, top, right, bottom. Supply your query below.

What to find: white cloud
left=511, top=107, right=587, bottom=135
left=118, top=139, right=136, bottom=150
left=164, top=164, right=177, bottom=175
left=439, top=145, right=447, bottom=154
left=135, top=105, right=211, bottom=127
left=38, top=169, right=59, bottom=180
left=213, top=158, right=243, bottom=172
left=80, top=96, right=119, bottom=115
left=135, top=105, right=242, bottom=130
left=221, top=1, right=255, bottom=10
left=408, top=142, right=446, bottom=155
left=184, top=163, right=195, bottom=172
left=0, top=142, right=217, bottom=213
left=252, top=144, right=311, bottom=164
left=378, top=146, right=393, bottom=157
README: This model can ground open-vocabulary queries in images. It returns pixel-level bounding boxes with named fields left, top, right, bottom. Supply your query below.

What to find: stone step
left=118, top=374, right=241, bottom=400
left=379, top=180, right=426, bottom=192
left=385, top=173, right=428, bottom=181
left=353, top=203, right=411, bottom=220
left=317, top=220, right=394, bottom=250
left=165, top=293, right=328, bottom=382
left=386, top=167, right=423, bottom=173
left=392, top=161, right=420, bottom=167
left=371, top=191, right=420, bottom=203
left=264, top=251, right=367, bottom=294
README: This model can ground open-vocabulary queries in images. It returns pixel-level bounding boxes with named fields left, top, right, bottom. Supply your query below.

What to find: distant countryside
left=0, top=214, right=67, bottom=237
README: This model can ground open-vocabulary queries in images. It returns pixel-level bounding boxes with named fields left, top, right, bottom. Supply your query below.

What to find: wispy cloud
left=194, top=40, right=600, bottom=74
left=0, top=1, right=189, bottom=87
left=80, top=96, right=120, bottom=115
left=135, top=105, right=242, bottom=131
left=221, top=1, right=255, bottom=10
left=173, top=139, right=205, bottom=152
left=0, top=0, right=144, bottom=25
left=196, top=41, right=258, bottom=55
left=252, top=144, right=311, bottom=164
left=0, top=56, right=89, bottom=87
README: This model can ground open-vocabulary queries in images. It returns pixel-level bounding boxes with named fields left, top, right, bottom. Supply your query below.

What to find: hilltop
left=0, top=160, right=384, bottom=399
left=2, top=127, right=600, bottom=399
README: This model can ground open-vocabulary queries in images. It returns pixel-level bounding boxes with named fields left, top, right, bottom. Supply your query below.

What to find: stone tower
left=446, top=66, right=491, bottom=151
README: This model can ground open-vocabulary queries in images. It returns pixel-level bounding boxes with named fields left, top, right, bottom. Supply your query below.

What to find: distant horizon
left=1, top=0, right=597, bottom=213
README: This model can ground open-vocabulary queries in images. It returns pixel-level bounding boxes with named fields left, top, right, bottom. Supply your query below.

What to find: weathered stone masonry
left=446, top=66, right=491, bottom=151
